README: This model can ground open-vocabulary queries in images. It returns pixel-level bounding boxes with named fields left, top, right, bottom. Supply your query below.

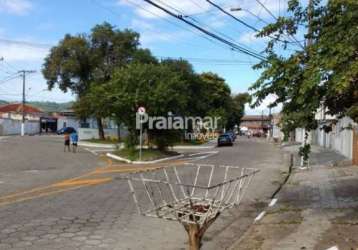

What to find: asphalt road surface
left=0, top=135, right=289, bottom=250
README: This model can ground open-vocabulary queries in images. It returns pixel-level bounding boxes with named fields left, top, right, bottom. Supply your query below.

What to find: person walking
left=64, top=133, right=70, bottom=152
left=70, top=131, right=78, bottom=153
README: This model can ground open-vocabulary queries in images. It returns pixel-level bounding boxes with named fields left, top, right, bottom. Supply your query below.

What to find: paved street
left=235, top=145, right=358, bottom=250
left=0, top=136, right=289, bottom=250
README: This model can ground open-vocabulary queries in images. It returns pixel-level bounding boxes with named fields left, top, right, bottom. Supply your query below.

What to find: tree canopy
left=250, top=0, right=358, bottom=137
left=43, top=22, right=250, bottom=148
left=42, top=22, right=148, bottom=138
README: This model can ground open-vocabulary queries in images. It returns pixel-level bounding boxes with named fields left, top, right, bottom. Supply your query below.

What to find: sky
left=0, top=0, right=303, bottom=114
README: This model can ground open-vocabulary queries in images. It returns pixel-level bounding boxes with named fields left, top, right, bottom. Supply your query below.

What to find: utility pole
left=300, top=0, right=314, bottom=167
left=18, top=70, right=36, bottom=136
left=268, top=107, right=272, bottom=139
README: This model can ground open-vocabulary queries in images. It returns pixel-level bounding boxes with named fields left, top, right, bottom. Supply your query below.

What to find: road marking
left=183, top=151, right=219, bottom=162
left=24, top=170, right=40, bottom=174
left=0, top=170, right=97, bottom=202
left=53, top=178, right=112, bottom=187
left=84, top=148, right=98, bottom=156
left=0, top=185, right=89, bottom=207
left=188, top=151, right=218, bottom=156
left=269, top=198, right=278, bottom=207
left=95, top=167, right=161, bottom=174
left=326, top=246, right=339, bottom=250
left=0, top=160, right=183, bottom=206
left=0, top=158, right=185, bottom=207
left=254, top=211, right=266, bottom=222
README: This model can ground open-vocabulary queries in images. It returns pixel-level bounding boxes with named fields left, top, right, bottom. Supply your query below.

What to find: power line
left=254, top=0, right=277, bottom=21
left=157, top=0, right=258, bottom=53
left=0, top=73, right=21, bottom=85
left=253, top=0, right=304, bottom=48
left=142, top=0, right=266, bottom=61
left=93, top=0, right=234, bottom=52
left=156, top=55, right=254, bottom=64
left=230, top=7, right=270, bottom=25
left=0, top=38, right=52, bottom=48
left=2, top=60, right=19, bottom=74
left=155, top=0, right=259, bottom=54
left=206, top=0, right=260, bottom=32
left=207, top=0, right=302, bottom=49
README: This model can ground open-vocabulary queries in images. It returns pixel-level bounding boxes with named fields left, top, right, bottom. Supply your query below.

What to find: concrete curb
left=171, top=145, right=215, bottom=149
left=78, top=142, right=121, bottom=149
left=79, top=141, right=215, bottom=150
left=106, top=153, right=184, bottom=164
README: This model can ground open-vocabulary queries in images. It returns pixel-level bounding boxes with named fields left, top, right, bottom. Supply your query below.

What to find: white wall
left=78, top=128, right=129, bottom=140
left=296, top=116, right=354, bottom=159
left=272, top=125, right=284, bottom=140
left=295, top=128, right=312, bottom=143
left=317, top=117, right=353, bottom=159
left=57, top=117, right=80, bottom=131
left=0, top=118, right=39, bottom=135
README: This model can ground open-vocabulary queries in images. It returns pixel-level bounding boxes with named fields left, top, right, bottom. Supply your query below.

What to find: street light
left=230, top=7, right=242, bottom=11
left=230, top=6, right=269, bottom=25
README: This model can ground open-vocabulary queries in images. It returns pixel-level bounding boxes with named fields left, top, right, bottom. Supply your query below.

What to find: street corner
left=94, top=158, right=188, bottom=175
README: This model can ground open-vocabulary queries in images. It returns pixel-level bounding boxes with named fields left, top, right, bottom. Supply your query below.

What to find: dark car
left=226, top=131, right=237, bottom=141
left=217, top=134, right=233, bottom=147
left=57, top=127, right=76, bottom=135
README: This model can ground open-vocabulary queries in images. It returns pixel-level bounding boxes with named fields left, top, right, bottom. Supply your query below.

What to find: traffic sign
left=138, top=106, right=146, bottom=115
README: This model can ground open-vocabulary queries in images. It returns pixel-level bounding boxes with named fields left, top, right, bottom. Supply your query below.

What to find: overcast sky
left=0, top=0, right=304, bottom=114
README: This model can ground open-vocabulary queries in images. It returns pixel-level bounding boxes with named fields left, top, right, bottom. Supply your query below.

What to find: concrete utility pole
left=18, top=70, right=36, bottom=136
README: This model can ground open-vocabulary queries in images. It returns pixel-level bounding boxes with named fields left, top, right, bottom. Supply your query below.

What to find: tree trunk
left=116, top=122, right=121, bottom=141
left=186, top=224, right=201, bottom=250
left=97, top=117, right=105, bottom=140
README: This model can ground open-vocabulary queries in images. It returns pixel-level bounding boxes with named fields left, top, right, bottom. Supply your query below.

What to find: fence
left=0, top=118, right=40, bottom=136
left=78, top=127, right=129, bottom=140
left=295, top=116, right=355, bottom=160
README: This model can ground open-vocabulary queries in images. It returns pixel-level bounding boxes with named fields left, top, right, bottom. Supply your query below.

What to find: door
left=353, top=130, right=358, bottom=165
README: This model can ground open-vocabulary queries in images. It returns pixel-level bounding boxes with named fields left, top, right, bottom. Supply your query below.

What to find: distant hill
left=0, top=100, right=73, bottom=113
left=27, top=101, right=74, bottom=112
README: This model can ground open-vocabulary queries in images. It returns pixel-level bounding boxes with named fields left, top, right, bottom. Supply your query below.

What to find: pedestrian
left=64, top=133, right=70, bottom=152
left=247, top=130, right=252, bottom=139
left=70, top=131, right=78, bottom=153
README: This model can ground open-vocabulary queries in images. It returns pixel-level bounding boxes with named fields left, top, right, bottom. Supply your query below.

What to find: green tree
left=42, top=22, right=142, bottom=139
left=199, top=72, right=232, bottom=129
left=226, top=93, right=251, bottom=130
left=249, top=0, right=357, bottom=163
left=251, top=0, right=357, bottom=125
left=106, top=63, right=187, bottom=150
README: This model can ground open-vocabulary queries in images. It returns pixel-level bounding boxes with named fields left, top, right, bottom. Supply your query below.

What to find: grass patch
left=174, top=140, right=208, bottom=146
left=83, top=138, right=119, bottom=144
left=114, top=148, right=179, bottom=161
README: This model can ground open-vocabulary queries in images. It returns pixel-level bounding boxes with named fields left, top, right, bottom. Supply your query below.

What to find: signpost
left=137, top=107, right=146, bottom=161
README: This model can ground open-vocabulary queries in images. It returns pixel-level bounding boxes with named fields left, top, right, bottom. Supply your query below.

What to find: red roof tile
left=241, top=115, right=271, bottom=121
left=0, top=103, right=43, bottom=113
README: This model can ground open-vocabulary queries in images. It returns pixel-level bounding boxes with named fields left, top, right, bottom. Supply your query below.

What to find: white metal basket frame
left=123, top=163, right=259, bottom=226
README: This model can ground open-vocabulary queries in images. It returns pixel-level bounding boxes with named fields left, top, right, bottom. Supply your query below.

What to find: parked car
left=57, top=127, right=76, bottom=135
left=226, top=131, right=237, bottom=141
left=217, top=134, right=233, bottom=146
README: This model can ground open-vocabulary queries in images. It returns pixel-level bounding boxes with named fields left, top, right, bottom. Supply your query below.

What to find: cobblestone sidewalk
left=232, top=146, right=358, bottom=250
